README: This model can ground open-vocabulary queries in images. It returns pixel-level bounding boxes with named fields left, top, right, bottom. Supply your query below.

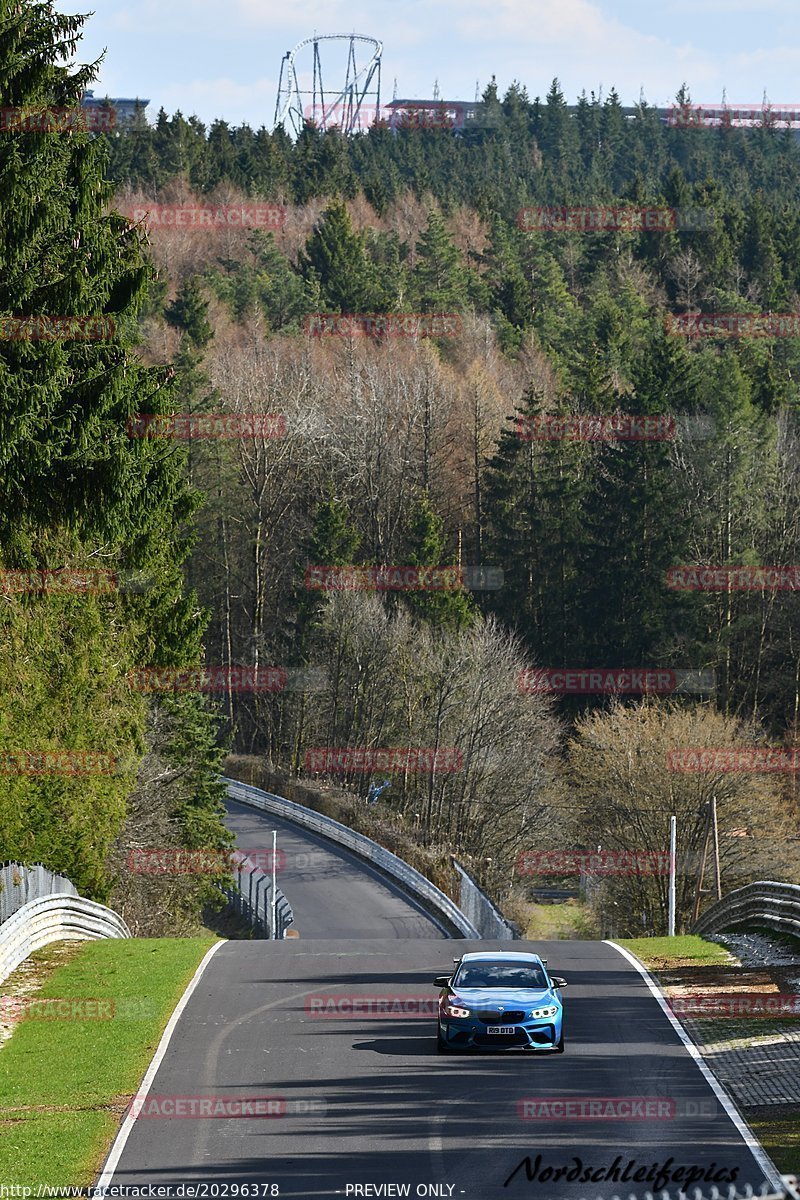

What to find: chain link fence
left=452, top=859, right=516, bottom=939
left=0, top=862, right=77, bottom=925
left=580, top=1188, right=795, bottom=1200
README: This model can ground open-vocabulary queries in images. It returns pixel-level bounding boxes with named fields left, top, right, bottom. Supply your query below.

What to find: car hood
left=450, top=988, right=559, bottom=1008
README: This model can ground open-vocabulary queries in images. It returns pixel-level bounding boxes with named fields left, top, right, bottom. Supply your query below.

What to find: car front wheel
left=437, top=1029, right=453, bottom=1054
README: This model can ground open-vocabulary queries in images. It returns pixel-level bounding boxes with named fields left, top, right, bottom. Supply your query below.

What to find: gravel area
left=708, top=931, right=800, bottom=971
left=672, top=932, right=800, bottom=1110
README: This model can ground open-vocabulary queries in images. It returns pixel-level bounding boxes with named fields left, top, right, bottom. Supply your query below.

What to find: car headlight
left=442, top=1002, right=470, bottom=1018
left=530, top=1005, right=559, bottom=1019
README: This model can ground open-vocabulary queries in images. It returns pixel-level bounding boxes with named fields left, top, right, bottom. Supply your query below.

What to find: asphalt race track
left=224, top=796, right=447, bottom=938
left=102, top=800, right=782, bottom=1199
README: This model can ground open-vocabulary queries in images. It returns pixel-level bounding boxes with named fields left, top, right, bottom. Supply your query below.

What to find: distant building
left=81, top=90, right=150, bottom=127
left=385, top=97, right=800, bottom=140
left=384, top=99, right=480, bottom=133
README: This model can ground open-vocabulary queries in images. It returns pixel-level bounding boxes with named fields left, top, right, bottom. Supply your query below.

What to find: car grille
left=477, top=1010, right=526, bottom=1024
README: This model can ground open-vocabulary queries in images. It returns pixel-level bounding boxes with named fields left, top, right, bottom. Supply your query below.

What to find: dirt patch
left=662, top=965, right=781, bottom=992
left=0, top=942, right=83, bottom=1049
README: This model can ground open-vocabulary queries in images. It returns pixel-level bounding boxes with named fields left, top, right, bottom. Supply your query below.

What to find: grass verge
left=0, top=937, right=216, bottom=1189
left=616, top=934, right=731, bottom=969
left=522, top=899, right=600, bottom=940
left=749, top=1111, right=800, bottom=1175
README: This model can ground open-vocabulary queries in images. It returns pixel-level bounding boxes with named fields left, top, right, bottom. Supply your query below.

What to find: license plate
left=486, top=1025, right=516, bottom=1035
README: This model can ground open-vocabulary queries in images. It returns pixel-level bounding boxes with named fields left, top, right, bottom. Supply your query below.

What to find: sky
left=54, top=0, right=800, bottom=129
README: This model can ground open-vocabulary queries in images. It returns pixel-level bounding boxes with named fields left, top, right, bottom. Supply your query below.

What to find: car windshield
left=454, top=961, right=548, bottom=989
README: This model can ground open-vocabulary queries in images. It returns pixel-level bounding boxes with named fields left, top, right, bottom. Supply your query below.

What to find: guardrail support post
left=271, top=830, right=278, bottom=939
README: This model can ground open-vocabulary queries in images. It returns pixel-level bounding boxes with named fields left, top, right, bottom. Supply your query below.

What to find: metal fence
left=223, top=777, right=480, bottom=938
left=582, top=1188, right=796, bottom=1200
left=693, top=880, right=800, bottom=939
left=452, top=859, right=517, bottom=939
left=0, top=861, right=77, bottom=924
left=224, top=857, right=294, bottom=939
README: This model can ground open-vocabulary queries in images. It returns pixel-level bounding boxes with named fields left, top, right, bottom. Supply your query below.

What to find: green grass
left=749, top=1111, right=800, bottom=1175
left=616, top=934, right=732, bottom=968
left=0, top=937, right=216, bottom=1188
left=522, top=899, right=600, bottom=940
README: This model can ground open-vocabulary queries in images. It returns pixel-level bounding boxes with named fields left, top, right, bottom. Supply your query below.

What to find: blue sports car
left=434, top=950, right=567, bottom=1054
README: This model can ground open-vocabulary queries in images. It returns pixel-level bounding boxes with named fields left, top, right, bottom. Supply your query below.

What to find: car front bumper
left=439, top=1015, right=562, bottom=1051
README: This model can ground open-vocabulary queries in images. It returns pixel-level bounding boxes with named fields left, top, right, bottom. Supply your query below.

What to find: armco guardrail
left=693, top=880, right=800, bottom=939
left=223, top=777, right=480, bottom=938
left=0, top=861, right=77, bottom=923
left=0, top=894, right=131, bottom=986
left=452, top=858, right=517, bottom=939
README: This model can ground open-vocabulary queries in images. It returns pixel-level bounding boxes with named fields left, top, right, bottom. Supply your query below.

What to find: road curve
left=105, top=937, right=780, bottom=1198
left=224, top=796, right=446, bottom=939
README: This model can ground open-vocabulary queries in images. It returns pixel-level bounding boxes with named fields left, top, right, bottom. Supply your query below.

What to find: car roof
left=457, top=952, right=545, bottom=965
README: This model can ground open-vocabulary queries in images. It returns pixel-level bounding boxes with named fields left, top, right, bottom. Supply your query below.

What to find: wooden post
left=691, top=801, right=713, bottom=926
left=710, top=794, right=722, bottom=901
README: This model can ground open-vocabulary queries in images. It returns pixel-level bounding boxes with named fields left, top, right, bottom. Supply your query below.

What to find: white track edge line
left=95, top=939, right=226, bottom=1189
left=604, top=939, right=785, bottom=1193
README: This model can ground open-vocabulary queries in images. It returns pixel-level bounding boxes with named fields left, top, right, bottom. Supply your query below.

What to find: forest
left=1, top=0, right=798, bottom=935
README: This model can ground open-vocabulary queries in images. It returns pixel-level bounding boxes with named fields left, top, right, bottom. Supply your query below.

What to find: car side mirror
left=550, top=976, right=568, bottom=989
left=433, top=975, right=451, bottom=988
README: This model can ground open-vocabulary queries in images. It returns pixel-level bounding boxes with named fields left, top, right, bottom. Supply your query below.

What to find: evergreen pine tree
left=411, top=208, right=471, bottom=311
left=0, top=0, right=227, bottom=897
left=401, top=495, right=474, bottom=630
left=293, top=493, right=362, bottom=656
left=297, top=198, right=390, bottom=312
left=166, top=277, right=213, bottom=348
